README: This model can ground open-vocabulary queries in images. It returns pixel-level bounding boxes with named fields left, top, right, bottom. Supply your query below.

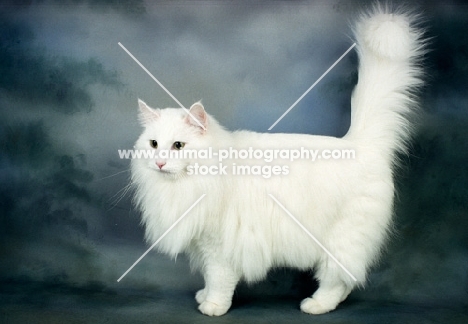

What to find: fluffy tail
left=346, top=5, right=425, bottom=159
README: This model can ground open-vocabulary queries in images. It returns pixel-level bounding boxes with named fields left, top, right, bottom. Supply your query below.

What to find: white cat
left=130, top=6, right=425, bottom=316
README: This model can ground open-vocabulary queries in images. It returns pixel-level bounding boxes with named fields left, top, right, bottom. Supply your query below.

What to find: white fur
left=131, top=6, right=424, bottom=316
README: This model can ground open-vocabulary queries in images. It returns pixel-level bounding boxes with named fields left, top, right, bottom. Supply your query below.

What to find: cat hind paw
left=300, top=297, right=336, bottom=315
left=195, top=289, right=207, bottom=304
left=198, top=300, right=230, bottom=316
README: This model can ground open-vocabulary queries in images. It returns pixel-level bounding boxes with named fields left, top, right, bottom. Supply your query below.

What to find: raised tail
left=345, top=5, right=426, bottom=159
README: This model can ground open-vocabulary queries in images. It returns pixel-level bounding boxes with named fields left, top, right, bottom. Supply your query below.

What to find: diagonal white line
left=268, top=43, right=356, bottom=131
left=118, top=42, right=206, bottom=131
left=117, top=194, right=206, bottom=282
left=269, top=194, right=357, bottom=282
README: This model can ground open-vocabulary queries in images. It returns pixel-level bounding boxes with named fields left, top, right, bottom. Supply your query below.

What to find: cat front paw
left=198, top=300, right=230, bottom=316
left=300, top=297, right=336, bottom=315
left=195, top=289, right=207, bottom=304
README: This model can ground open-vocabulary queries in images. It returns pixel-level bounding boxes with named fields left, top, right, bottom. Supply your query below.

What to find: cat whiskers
left=96, top=169, right=131, bottom=181
left=100, top=168, right=134, bottom=211
left=107, top=181, right=134, bottom=211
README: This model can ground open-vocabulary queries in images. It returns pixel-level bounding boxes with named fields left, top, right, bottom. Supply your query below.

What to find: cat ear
left=185, top=102, right=208, bottom=131
left=138, top=99, right=160, bottom=126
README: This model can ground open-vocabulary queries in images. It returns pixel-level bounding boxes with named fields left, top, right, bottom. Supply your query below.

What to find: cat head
left=133, top=99, right=211, bottom=178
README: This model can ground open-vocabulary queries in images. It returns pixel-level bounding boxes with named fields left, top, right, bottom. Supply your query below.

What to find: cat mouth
left=157, top=168, right=173, bottom=174
left=155, top=168, right=178, bottom=176
left=148, top=163, right=179, bottom=176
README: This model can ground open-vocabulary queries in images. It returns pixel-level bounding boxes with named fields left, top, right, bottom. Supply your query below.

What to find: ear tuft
left=138, top=99, right=160, bottom=126
left=185, top=101, right=208, bottom=131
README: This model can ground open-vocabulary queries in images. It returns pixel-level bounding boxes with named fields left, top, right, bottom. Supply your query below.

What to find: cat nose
left=156, top=161, right=166, bottom=169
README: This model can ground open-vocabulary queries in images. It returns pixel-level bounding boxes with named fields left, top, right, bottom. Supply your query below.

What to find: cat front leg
left=197, top=261, right=239, bottom=316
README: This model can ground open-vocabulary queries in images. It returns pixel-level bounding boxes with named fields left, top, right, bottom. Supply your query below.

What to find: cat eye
left=173, top=141, right=185, bottom=150
left=149, top=140, right=158, bottom=149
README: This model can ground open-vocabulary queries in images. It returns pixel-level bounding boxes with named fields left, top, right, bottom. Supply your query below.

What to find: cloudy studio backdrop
left=0, top=0, right=467, bottom=323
